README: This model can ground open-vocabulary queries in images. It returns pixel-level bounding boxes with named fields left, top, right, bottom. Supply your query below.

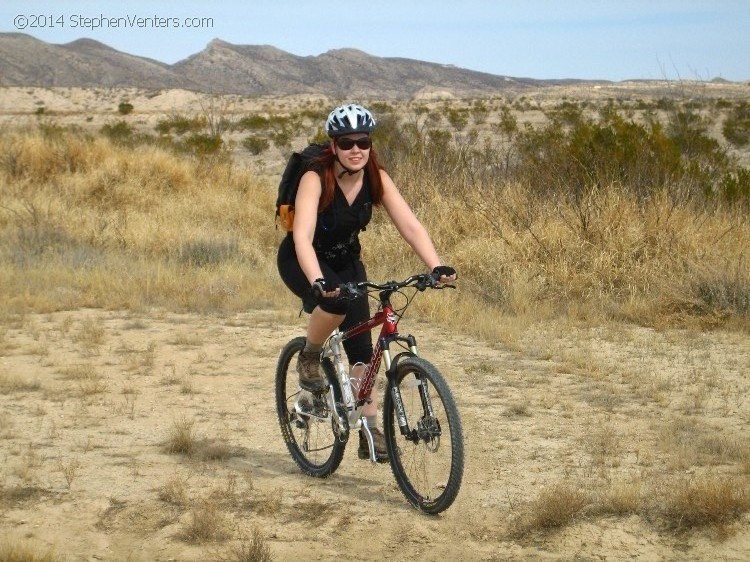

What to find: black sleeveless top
left=280, top=170, right=373, bottom=270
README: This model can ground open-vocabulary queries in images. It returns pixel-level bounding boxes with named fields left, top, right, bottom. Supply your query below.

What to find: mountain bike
left=275, top=272, right=464, bottom=514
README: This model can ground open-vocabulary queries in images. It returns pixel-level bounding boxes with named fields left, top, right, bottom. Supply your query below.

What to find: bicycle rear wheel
left=383, top=356, right=464, bottom=514
left=275, top=337, right=347, bottom=477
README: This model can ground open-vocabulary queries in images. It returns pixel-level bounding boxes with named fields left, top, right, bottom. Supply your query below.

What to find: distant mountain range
left=1, top=32, right=605, bottom=98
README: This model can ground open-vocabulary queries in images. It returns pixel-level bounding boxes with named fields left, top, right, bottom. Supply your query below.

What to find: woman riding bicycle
left=277, top=103, right=456, bottom=461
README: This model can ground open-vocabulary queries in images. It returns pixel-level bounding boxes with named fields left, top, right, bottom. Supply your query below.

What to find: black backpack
left=275, top=143, right=331, bottom=231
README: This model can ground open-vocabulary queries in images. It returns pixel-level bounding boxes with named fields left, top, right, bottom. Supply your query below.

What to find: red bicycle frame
left=340, top=302, right=401, bottom=403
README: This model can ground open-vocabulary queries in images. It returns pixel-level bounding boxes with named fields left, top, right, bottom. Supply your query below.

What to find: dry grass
left=2, top=124, right=748, bottom=337
left=511, top=482, right=589, bottom=536
left=158, top=473, right=191, bottom=506
left=511, top=471, right=750, bottom=538
left=220, top=529, right=274, bottom=562
left=591, top=479, right=643, bottom=517
left=181, top=498, right=231, bottom=544
left=164, top=417, right=197, bottom=456
left=56, top=458, right=81, bottom=489
left=0, top=371, right=40, bottom=394
left=0, top=128, right=283, bottom=316
left=650, top=473, right=750, bottom=531
left=0, top=538, right=57, bottom=562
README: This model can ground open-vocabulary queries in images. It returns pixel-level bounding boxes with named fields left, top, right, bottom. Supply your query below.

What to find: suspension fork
left=382, top=334, right=431, bottom=439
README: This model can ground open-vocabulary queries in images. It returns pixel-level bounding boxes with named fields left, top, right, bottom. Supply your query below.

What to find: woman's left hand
left=432, top=265, right=457, bottom=284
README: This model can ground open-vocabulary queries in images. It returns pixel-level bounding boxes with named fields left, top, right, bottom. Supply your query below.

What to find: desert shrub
left=716, top=168, right=750, bottom=205
left=298, top=107, right=329, bottom=123
left=656, top=97, right=676, bottom=111
left=242, top=136, right=270, bottom=155
left=470, top=100, right=490, bottom=124
left=117, top=102, right=134, bottom=115
left=182, top=499, right=230, bottom=543
left=100, top=121, right=134, bottom=144
left=156, top=114, right=205, bottom=136
left=165, top=418, right=196, bottom=455
left=271, top=128, right=293, bottom=151
left=306, top=130, right=329, bottom=146
left=172, top=133, right=224, bottom=157
left=503, top=104, right=747, bottom=207
left=445, top=107, right=469, bottom=131
left=495, top=105, right=518, bottom=138
left=546, top=100, right=584, bottom=127
left=234, top=114, right=270, bottom=131
left=371, top=111, right=418, bottom=162
left=667, top=109, right=723, bottom=159
left=722, top=101, right=750, bottom=147
left=514, top=109, right=684, bottom=201
left=377, top=107, right=750, bottom=327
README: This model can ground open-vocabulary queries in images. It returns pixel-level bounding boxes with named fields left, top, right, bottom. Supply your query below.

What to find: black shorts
left=277, top=236, right=373, bottom=365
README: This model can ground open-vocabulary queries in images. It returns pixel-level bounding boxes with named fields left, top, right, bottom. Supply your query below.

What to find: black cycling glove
left=311, top=277, right=333, bottom=301
left=432, top=265, right=457, bottom=280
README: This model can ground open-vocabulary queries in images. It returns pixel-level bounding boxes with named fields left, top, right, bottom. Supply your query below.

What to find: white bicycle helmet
left=325, top=103, right=376, bottom=137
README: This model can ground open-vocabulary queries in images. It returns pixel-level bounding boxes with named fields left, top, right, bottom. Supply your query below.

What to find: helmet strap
left=335, top=156, right=361, bottom=179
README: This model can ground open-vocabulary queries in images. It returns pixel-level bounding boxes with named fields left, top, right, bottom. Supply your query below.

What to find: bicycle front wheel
left=275, top=337, right=347, bottom=477
left=383, top=356, right=464, bottom=514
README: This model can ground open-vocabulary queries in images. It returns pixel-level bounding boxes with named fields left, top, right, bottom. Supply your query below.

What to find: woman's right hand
left=311, top=278, right=340, bottom=301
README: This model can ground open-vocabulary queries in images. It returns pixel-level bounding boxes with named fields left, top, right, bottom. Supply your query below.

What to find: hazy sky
left=2, top=1, right=749, bottom=81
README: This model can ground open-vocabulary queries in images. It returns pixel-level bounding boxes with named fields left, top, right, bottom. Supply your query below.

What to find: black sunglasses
left=335, top=137, right=372, bottom=150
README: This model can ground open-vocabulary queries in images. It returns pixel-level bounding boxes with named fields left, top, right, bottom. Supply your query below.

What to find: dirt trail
left=1, top=308, right=749, bottom=561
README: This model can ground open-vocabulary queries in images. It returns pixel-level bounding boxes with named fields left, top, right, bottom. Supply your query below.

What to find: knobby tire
left=383, top=356, right=464, bottom=514
left=275, top=337, right=347, bottom=478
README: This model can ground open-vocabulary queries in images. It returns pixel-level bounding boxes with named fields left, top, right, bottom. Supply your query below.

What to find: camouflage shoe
left=358, top=427, right=389, bottom=463
left=296, top=350, right=325, bottom=394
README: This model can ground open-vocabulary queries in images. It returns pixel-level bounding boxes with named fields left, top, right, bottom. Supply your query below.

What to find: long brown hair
left=316, top=145, right=384, bottom=211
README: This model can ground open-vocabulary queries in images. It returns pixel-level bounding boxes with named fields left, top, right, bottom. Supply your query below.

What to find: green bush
left=513, top=110, right=683, bottom=200
left=155, top=114, right=205, bottom=136
left=379, top=101, right=749, bottom=208
left=180, top=133, right=223, bottom=156
left=242, top=136, right=270, bottom=155
left=271, top=129, right=293, bottom=150
left=722, top=102, right=750, bottom=147
left=717, top=168, right=750, bottom=205
left=118, top=102, right=134, bottom=115
left=100, top=121, right=134, bottom=144
left=234, top=114, right=270, bottom=131
left=445, top=108, right=469, bottom=131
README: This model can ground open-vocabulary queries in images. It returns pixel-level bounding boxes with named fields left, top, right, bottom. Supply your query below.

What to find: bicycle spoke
left=384, top=357, right=464, bottom=514
left=275, top=337, right=347, bottom=477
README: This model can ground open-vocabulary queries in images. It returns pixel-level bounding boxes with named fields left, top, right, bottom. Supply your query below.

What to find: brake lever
left=338, top=282, right=364, bottom=301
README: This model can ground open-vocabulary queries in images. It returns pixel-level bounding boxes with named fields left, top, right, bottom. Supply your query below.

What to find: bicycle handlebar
left=338, top=273, right=455, bottom=300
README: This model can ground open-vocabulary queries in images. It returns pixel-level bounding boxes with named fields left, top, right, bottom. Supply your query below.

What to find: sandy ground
left=1, top=307, right=748, bottom=561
